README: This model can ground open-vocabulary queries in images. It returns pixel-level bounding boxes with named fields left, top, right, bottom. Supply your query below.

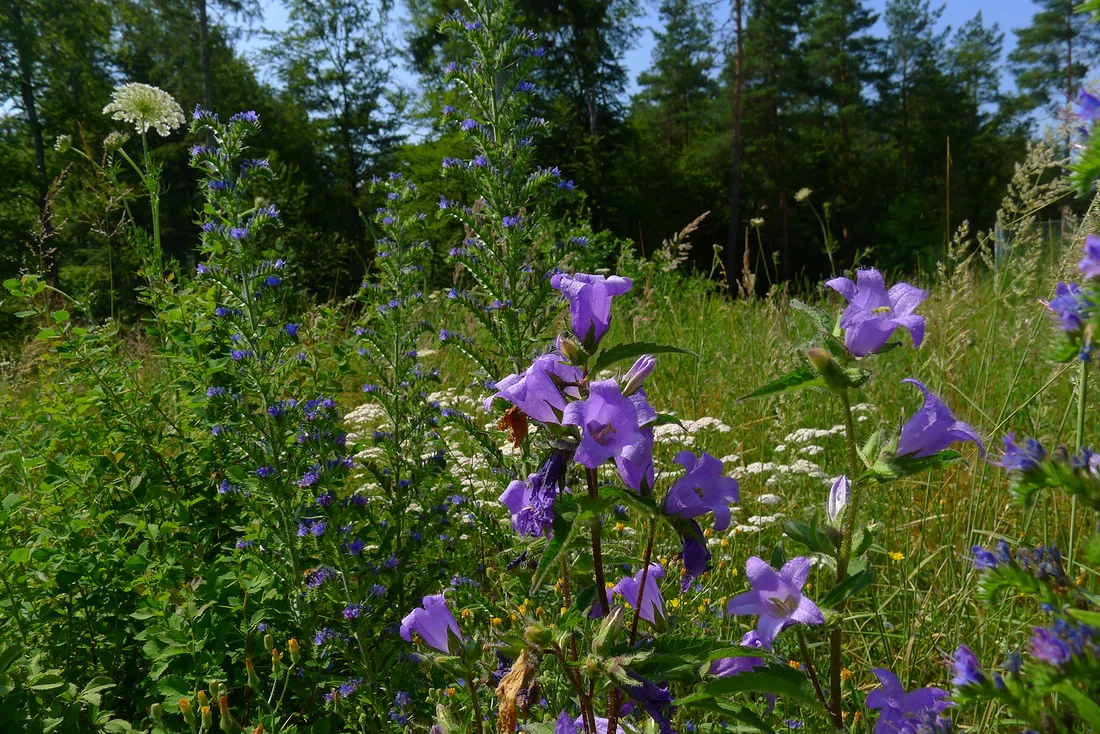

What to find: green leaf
left=790, top=299, right=836, bottom=334
left=735, top=366, right=824, bottom=403
left=589, top=341, right=695, bottom=376
left=681, top=664, right=824, bottom=710
left=1067, top=608, right=1100, bottom=626
left=675, top=697, right=777, bottom=734
left=50, top=310, right=69, bottom=323
left=770, top=542, right=785, bottom=570
left=862, top=450, right=966, bottom=483
left=0, top=646, right=20, bottom=673
left=653, top=413, right=684, bottom=428
left=530, top=511, right=583, bottom=594
left=1054, top=683, right=1100, bottom=727
left=820, top=569, right=872, bottom=608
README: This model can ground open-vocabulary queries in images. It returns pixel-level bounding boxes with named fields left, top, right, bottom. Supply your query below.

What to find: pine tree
left=1009, top=0, right=1100, bottom=122
left=949, top=11, right=1004, bottom=109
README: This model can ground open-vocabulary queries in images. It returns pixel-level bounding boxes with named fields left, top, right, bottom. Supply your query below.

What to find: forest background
left=0, top=0, right=1095, bottom=331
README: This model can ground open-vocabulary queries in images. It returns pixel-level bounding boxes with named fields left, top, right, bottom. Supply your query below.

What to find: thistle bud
left=621, top=355, right=656, bottom=396
left=197, top=690, right=209, bottom=708
left=245, top=657, right=260, bottom=690
left=288, top=637, right=300, bottom=664
left=150, top=703, right=164, bottom=725
left=263, top=634, right=275, bottom=651
left=271, top=647, right=282, bottom=675
left=180, top=698, right=195, bottom=726
left=557, top=335, right=584, bottom=364
left=201, top=705, right=213, bottom=728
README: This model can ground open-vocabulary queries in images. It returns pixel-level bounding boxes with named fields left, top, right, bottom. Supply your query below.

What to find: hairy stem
left=1070, top=359, right=1088, bottom=574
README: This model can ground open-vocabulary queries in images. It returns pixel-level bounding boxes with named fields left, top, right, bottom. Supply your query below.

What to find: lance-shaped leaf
left=820, top=569, right=873, bottom=608
left=588, top=341, right=695, bottom=376
left=862, top=450, right=966, bottom=483
left=791, top=298, right=837, bottom=335
left=736, top=366, right=824, bottom=402
left=677, top=664, right=825, bottom=710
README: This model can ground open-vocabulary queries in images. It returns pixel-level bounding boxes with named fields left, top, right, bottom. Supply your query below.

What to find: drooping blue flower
left=621, top=673, right=675, bottom=734
left=895, top=379, right=984, bottom=459
left=726, top=556, right=825, bottom=648
left=485, top=353, right=582, bottom=424
left=664, top=450, right=740, bottom=529
left=400, top=591, right=462, bottom=653
left=866, top=668, right=953, bottom=734
left=709, top=630, right=768, bottom=678
left=950, top=644, right=986, bottom=687
left=828, top=475, right=850, bottom=524
left=550, top=272, right=633, bottom=347
left=825, top=268, right=927, bottom=356
left=609, top=563, right=665, bottom=624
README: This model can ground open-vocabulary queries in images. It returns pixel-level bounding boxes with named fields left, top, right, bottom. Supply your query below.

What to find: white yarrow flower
left=795, top=187, right=813, bottom=202
left=103, top=83, right=185, bottom=137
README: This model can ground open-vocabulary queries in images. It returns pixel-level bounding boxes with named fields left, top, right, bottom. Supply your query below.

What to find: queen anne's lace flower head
left=103, top=83, right=185, bottom=137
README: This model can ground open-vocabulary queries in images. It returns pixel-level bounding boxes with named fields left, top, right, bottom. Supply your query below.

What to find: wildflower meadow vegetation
left=3, top=1, right=1100, bottom=733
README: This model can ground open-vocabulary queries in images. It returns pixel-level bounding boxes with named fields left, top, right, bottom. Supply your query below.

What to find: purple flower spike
left=550, top=272, right=632, bottom=347
left=612, top=563, right=665, bottom=624
left=664, top=450, right=740, bottom=530
left=562, top=379, right=656, bottom=491
left=484, top=353, right=582, bottom=424
left=950, top=644, right=986, bottom=687
left=1046, top=281, right=1089, bottom=333
left=896, top=379, right=984, bottom=459
left=828, top=475, right=850, bottom=524
left=994, top=432, right=1046, bottom=473
left=1081, top=234, right=1100, bottom=279
left=867, top=668, right=953, bottom=734
left=399, top=591, right=462, bottom=654
left=1029, top=627, right=1072, bottom=666
left=498, top=452, right=567, bottom=537
left=726, top=556, right=825, bottom=648
left=709, top=630, right=768, bottom=678
left=826, top=268, right=927, bottom=357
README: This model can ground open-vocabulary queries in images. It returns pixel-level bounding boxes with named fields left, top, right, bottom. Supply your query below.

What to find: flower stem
left=828, top=387, right=864, bottom=729
left=464, top=659, right=485, bottom=734
left=608, top=518, right=657, bottom=734
left=1070, top=359, right=1088, bottom=574
left=586, top=468, right=611, bottom=618
left=797, top=627, right=828, bottom=707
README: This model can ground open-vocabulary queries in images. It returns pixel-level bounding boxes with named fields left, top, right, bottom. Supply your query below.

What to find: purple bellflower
left=622, top=354, right=656, bottom=396
left=709, top=630, right=768, bottom=678
left=611, top=563, right=665, bottom=623
left=622, top=673, right=675, bottom=734
left=498, top=452, right=568, bottom=537
left=828, top=475, right=851, bottom=524
left=1075, top=87, right=1100, bottom=135
left=485, top=353, right=582, bottom=424
left=1081, top=233, right=1100, bottom=279
left=562, top=379, right=656, bottom=491
left=826, top=268, right=927, bottom=357
left=950, top=644, right=986, bottom=687
left=400, top=591, right=462, bottom=654
left=895, top=379, right=984, bottom=459
left=663, top=450, right=739, bottom=586
left=726, top=556, right=825, bottom=648
left=866, top=668, right=953, bottom=734
left=550, top=272, right=632, bottom=347
left=1046, top=281, right=1089, bottom=333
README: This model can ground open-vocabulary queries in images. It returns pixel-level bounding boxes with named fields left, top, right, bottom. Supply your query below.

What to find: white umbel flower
left=103, top=83, right=185, bottom=137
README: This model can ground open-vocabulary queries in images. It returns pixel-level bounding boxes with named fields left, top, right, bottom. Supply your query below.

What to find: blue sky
left=247, top=0, right=1043, bottom=96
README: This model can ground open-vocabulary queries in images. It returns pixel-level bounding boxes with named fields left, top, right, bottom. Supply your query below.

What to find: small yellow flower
left=719, top=560, right=728, bottom=569
left=731, top=568, right=739, bottom=578
left=615, top=522, right=625, bottom=532
left=805, top=583, right=812, bottom=590
left=854, top=711, right=863, bottom=722
left=669, top=598, right=681, bottom=609
left=842, top=711, right=850, bottom=721
left=841, top=668, right=853, bottom=681
left=446, top=687, right=457, bottom=697
left=703, top=597, right=710, bottom=605
left=510, top=614, right=517, bottom=622
left=889, top=551, right=905, bottom=562
left=560, top=606, right=568, bottom=615
left=536, top=606, right=544, bottom=617
left=624, top=602, right=632, bottom=610
left=789, top=660, right=802, bottom=670
left=704, top=528, right=712, bottom=538
left=461, top=608, right=472, bottom=619
left=720, top=538, right=729, bottom=548
left=720, top=596, right=727, bottom=606
left=697, top=604, right=706, bottom=614
left=491, top=617, right=502, bottom=626
left=518, top=605, right=527, bottom=615
left=606, top=581, right=615, bottom=589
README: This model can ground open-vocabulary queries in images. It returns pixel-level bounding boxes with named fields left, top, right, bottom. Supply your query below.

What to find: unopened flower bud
left=201, top=705, right=213, bottom=728
left=288, top=638, right=300, bottom=664
left=806, top=347, right=833, bottom=374
left=263, top=634, right=274, bottom=651
left=622, top=355, right=656, bottom=396
left=150, top=703, right=164, bottom=725
left=209, top=680, right=221, bottom=699
left=524, top=624, right=552, bottom=646
left=584, top=656, right=599, bottom=674
left=180, top=698, right=195, bottom=726
left=219, top=695, right=231, bottom=732
left=197, top=690, right=209, bottom=708
left=245, top=658, right=260, bottom=690
left=594, top=604, right=626, bottom=653
left=557, top=335, right=584, bottom=364
left=271, top=647, right=282, bottom=675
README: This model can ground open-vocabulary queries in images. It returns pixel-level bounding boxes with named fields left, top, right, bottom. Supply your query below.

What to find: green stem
left=464, top=659, right=485, bottom=734
left=797, top=627, right=828, bottom=707
left=1070, top=360, right=1088, bottom=574
left=608, top=519, right=657, bottom=734
left=140, top=132, right=162, bottom=272
left=586, top=468, right=611, bottom=618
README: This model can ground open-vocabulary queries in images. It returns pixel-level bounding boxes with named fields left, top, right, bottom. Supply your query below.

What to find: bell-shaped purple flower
left=562, top=379, right=656, bottom=490
left=828, top=475, right=850, bottom=524
left=485, top=353, right=581, bottom=424
left=679, top=519, right=710, bottom=590
left=400, top=591, right=462, bottom=654
left=611, top=563, right=665, bottom=623
left=726, top=556, right=825, bottom=648
left=1080, top=233, right=1100, bottom=279
left=950, top=644, right=986, bottom=687
left=895, top=379, right=984, bottom=459
left=621, top=673, right=675, bottom=734
left=994, top=432, right=1046, bottom=473
left=498, top=452, right=567, bottom=537
left=826, top=268, right=927, bottom=357
left=1046, top=281, right=1089, bottom=334
left=664, top=450, right=740, bottom=529
left=550, top=272, right=632, bottom=347
left=554, top=711, right=627, bottom=734
left=866, top=668, right=953, bottom=734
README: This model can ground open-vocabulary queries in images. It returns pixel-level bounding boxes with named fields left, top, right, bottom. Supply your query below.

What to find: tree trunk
left=10, top=1, right=54, bottom=281
left=724, top=0, right=743, bottom=296
left=198, top=0, right=214, bottom=113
